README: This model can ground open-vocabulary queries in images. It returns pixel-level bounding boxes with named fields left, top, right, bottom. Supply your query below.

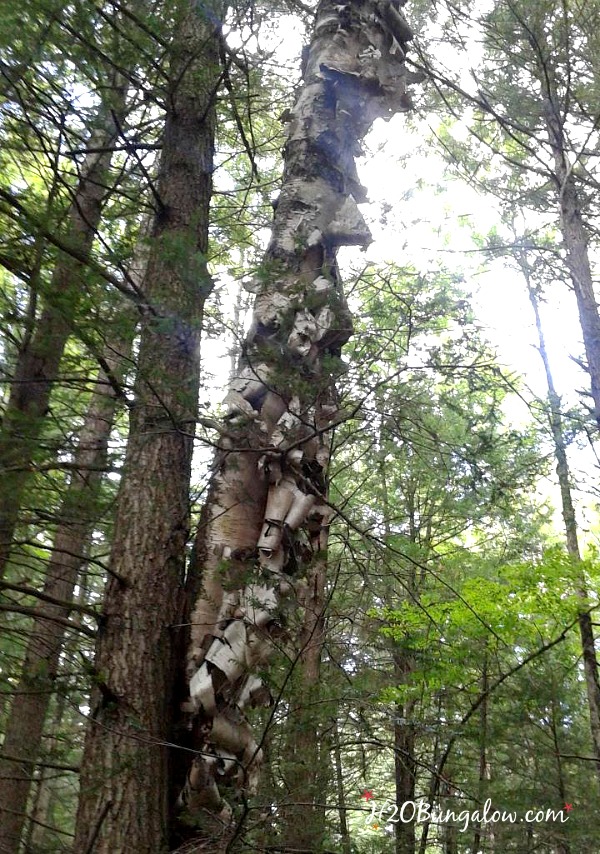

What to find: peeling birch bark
left=183, top=0, right=415, bottom=821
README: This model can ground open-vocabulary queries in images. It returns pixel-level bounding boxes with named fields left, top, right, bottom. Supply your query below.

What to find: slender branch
left=0, top=187, right=154, bottom=311
left=0, top=752, right=79, bottom=774
left=0, top=603, right=97, bottom=637
left=0, top=580, right=100, bottom=619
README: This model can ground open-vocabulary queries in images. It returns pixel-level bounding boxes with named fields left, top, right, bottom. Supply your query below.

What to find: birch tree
left=179, top=0, right=417, bottom=843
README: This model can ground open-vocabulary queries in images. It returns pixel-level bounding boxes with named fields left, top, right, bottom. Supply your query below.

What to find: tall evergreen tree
left=515, top=241, right=600, bottom=783
left=415, top=0, right=600, bottom=429
left=73, top=1, right=222, bottom=849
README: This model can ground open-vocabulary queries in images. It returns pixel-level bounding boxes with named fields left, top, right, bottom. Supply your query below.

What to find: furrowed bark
left=0, top=79, right=127, bottom=580
left=182, top=0, right=415, bottom=827
left=73, top=2, right=220, bottom=850
left=394, top=648, right=416, bottom=854
left=0, top=310, right=136, bottom=854
left=24, top=670, right=68, bottom=852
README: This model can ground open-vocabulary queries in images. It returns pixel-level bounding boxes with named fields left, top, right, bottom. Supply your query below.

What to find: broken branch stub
left=182, top=0, right=416, bottom=820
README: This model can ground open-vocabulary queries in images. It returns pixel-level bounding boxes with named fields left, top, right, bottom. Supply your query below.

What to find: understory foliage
left=0, top=0, right=599, bottom=852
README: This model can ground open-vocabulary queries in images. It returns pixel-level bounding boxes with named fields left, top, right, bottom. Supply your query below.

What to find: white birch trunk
left=181, top=0, right=416, bottom=822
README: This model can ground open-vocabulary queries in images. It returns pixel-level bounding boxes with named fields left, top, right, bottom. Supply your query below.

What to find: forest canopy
left=0, top=1, right=599, bottom=852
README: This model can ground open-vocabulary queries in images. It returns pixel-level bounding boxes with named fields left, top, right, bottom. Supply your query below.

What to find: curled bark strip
left=182, top=0, right=417, bottom=819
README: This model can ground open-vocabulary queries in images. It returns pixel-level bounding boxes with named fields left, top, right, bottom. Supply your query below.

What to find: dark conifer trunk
left=394, top=648, right=417, bottom=854
left=73, top=3, right=220, bottom=850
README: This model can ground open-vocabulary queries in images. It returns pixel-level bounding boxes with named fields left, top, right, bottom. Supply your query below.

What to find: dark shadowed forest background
left=1, top=0, right=600, bottom=852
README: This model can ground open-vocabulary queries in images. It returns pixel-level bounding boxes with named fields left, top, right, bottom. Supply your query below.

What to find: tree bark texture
left=23, top=678, right=68, bottom=853
left=181, top=0, right=414, bottom=826
left=73, top=3, right=220, bottom=851
left=280, top=557, right=329, bottom=852
left=0, top=313, right=136, bottom=854
left=394, top=648, right=416, bottom=854
left=0, top=80, right=127, bottom=580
